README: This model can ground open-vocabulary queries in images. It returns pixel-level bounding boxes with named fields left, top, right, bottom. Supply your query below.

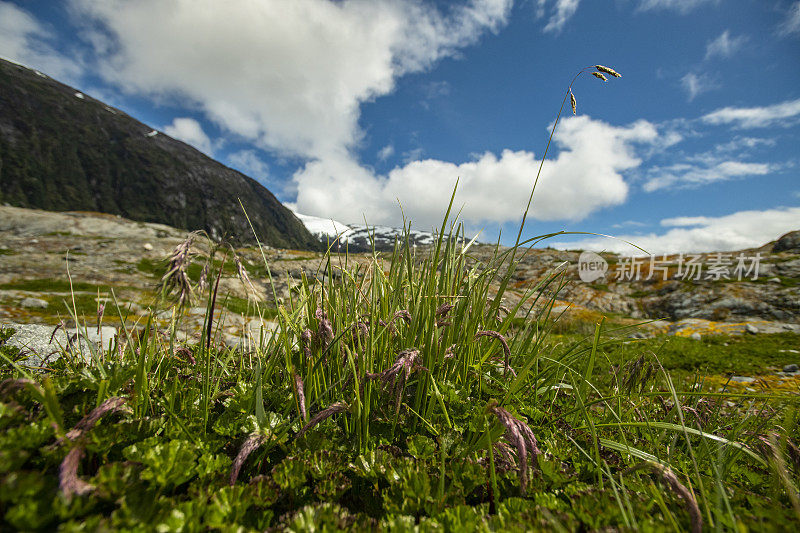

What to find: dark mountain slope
left=0, top=58, right=319, bottom=249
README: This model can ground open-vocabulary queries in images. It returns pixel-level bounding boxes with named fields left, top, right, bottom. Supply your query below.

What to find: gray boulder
left=1, top=322, right=117, bottom=367
left=19, top=297, right=48, bottom=309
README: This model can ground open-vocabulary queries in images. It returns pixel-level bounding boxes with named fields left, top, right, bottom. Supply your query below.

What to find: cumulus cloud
left=779, top=2, right=800, bottom=36
left=70, top=0, right=511, bottom=161
left=553, top=207, right=800, bottom=254
left=680, top=72, right=718, bottom=101
left=643, top=160, right=771, bottom=192
left=537, top=0, right=581, bottom=34
left=293, top=116, right=660, bottom=228
left=0, top=1, right=81, bottom=81
left=704, top=30, right=747, bottom=60
left=163, top=118, right=215, bottom=156
left=702, top=98, right=800, bottom=128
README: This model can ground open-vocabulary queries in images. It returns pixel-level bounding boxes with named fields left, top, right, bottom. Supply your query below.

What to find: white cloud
left=71, top=0, right=511, bottom=161
left=377, top=144, right=395, bottom=162
left=636, top=0, right=718, bottom=13
left=612, top=220, right=648, bottom=229
left=702, top=98, right=800, bottom=128
left=714, top=136, right=776, bottom=153
left=643, top=160, right=771, bottom=192
left=554, top=207, right=800, bottom=254
left=704, top=30, right=747, bottom=60
left=0, top=2, right=81, bottom=82
left=163, top=118, right=215, bottom=156
left=537, top=0, right=581, bottom=34
left=660, top=215, right=710, bottom=227
left=779, top=2, right=800, bottom=36
left=293, top=116, right=660, bottom=228
left=227, top=150, right=270, bottom=180
left=680, top=72, right=718, bottom=101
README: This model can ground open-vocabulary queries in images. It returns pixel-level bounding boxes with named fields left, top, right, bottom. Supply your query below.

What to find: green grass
left=0, top=278, right=110, bottom=293
left=136, top=257, right=167, bottom=277
left=0, top=248, right=16, bottom=256
left=220, top=294, right=277, bottom=318
left=2, top=220, right=799, bottom=531
left=552, top=329, right=800, bottom=389
left=2, top=66, right=799, bottom=531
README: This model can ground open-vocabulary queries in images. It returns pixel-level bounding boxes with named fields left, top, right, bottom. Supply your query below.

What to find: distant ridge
left=0, top=58, right=320, bottom=250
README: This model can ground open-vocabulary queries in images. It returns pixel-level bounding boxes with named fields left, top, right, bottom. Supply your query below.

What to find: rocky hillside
left=478, top=229, right=800, bottom=336
left=0, top=58, right=319, bottom=250
left=1, top=206, right=798, bottom=348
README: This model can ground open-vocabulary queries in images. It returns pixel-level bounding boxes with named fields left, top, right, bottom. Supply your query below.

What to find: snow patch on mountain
left=293, top=212, right=354, bottom=241
left=292, top=211, right=442, bottom=251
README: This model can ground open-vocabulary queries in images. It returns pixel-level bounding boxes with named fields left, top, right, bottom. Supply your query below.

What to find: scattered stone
left=1, top=322, right=117, bottom=367
left=19, top=297, right=48, bottom=309
left=767, top=277, right=782, bottom=283
left=143, top=243, right=153, bottom=251
left=730, top=376, right=756, bottom=383
left=690, top=332, right=702, bottom=341
left=745, top=324, right=759, bottom=335
left=783, top=364, right=799, bottom=373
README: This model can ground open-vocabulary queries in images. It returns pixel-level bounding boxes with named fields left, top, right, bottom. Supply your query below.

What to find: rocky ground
left=1, top=205, right=798, bottom=363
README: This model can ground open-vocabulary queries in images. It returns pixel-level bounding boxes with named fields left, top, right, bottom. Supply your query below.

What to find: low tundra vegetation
left=1, top=65, right=798, bottom=530
left=2, top=216, right=799, bottom=531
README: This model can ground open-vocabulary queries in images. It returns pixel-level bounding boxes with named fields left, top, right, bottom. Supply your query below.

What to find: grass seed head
left=393, top=309, right=412, bottom=324
left=444, top=344, right=457, bottom=360
left=301, top=329, right=313, bottom=359
left=234, top=254, right=258, bottom=296
left=59, top=446, right=94, bottom=499
left=65, top=397, right=128, bottom=442
left=230, top=432, right=267, bottom=485
left=651, top=463, right=702, bottom=533
left=570, top=90, right=577, bottom=115
left=197, top=260, right=210, bottom=294
left=159, top=233, right=198, bottom=307
left=475, top=330, right=512, bottom=377
left=592, top=72, right=608, bottom=82
left=595, top=64, right=621, bottom=77
left=0, top=378, right=39, bottom=398
left=296, top=401, right=350, bottom=440
left=488, top=402, right=541, bottom=494
left=315, top=308, right=334, bottom=348
left=294, top=373, right=308, bottom=422
left=436, top=303, right=454, bottom=317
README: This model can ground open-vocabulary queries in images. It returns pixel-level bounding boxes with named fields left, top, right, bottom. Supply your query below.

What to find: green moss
left=220, top=295, right=277, bottom=318
left=137, top=258, right=166, bottom=278
left=581, top=331, right=800, bottom=380
left=0, top=278, right=105, bottom=292
left=0, top=327, right=15, bottom=344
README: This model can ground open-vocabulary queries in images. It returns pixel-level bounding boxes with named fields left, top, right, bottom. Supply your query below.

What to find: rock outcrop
left=773, top=231, right=800, bottom=253
left=0, top=58, right=319, bottom=250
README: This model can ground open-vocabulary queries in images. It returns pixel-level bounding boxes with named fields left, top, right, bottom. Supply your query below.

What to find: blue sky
left=1, top=0, right=799, bottom=253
